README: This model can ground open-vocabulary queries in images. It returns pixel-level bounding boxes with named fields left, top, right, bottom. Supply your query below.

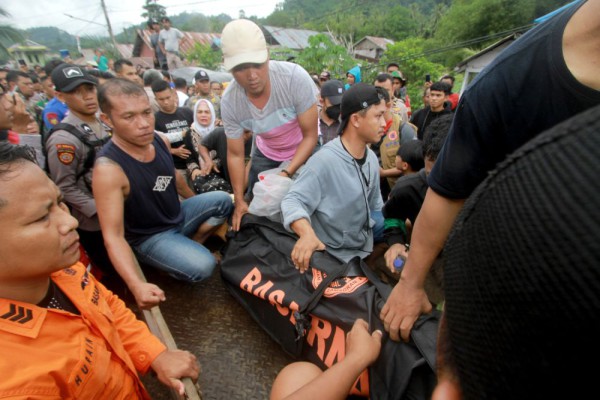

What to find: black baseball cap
left=320, top=80, right=344, bottom=106
left=194, top=70, right=210, bottom=81
left=51, top=64, right=97, bottom=93
left=338, top=83, right=385, bottom=134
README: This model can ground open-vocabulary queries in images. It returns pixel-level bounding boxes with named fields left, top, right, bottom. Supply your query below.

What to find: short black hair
left=441, top=74, right=455, bottom=84
left=0, top=142, right=37, bottom=208
left=386, top=62, right=400, bottom=70
left=98, top=78, right=147, bottom=115
left=151, top=79, right=171, bottom=93
left=374, top=73, right=393, bottom=85
left=173, top=77, right=187, bottom=89
left=114, top=59, right=134, bottom=73
left=43, top=58, right=65, bottom=77
left=422, top=114, right=453, bottom=162
left=7, top=70, right=29, bottom=84
left=430, top=81, right=451, bottom=95
left=397, top=140, right=424, bottom=171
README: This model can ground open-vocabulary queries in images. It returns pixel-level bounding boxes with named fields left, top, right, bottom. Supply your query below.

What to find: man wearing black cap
left=281, top=83, right=386, bottom=270
left=186, top=69, right=221, bottom=121
left=318, top=79, right=344, bottom=145
left=45, top=64, right=115, bottom=281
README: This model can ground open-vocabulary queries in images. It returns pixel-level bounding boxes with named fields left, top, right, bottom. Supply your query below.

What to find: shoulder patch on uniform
left=80, top=124, right=93, bottom=134
left=56, top=144, right=76, bottom=165
left=46, top=112, right=59, bottom=126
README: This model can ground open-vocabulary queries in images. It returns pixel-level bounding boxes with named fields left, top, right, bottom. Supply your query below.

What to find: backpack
left=42, top=123, right=111, bottom=185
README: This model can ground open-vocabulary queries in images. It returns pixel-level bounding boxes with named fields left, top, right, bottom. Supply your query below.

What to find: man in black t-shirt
left=200, top=127, right=252, bottom=185
left=409, top=81, right=452, bottom=140
left=152, top=79, right=194, bottom=181
left=382, top=0, right=600, bottom=343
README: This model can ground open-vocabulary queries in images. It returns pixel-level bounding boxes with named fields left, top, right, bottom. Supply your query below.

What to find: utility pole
left=100, top=0, right=119, bottom=52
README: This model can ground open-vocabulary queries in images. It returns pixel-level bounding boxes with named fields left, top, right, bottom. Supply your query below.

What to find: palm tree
left=0, top=7, right=25, bottom=59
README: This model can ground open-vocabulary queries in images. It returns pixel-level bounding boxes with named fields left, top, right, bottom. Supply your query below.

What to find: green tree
left=381, top=38, right=447, bottom=110
left=186, top=42, right=222, bottom=70
left=294, top=33, right=357, bottom=78
left=0, top=7, right=25, bottom=59
left=141, top=0, right=166, bottom=22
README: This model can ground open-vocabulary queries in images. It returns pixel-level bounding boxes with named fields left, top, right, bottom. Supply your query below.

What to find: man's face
left=195, top=80, right=211, bottom=96
left=117, top=64, right=142, bottom=85
left=374, top=79, right=394, bottom=102
left=392, top=78, right=402, bottom=93
left=154, top=88, right=177, bottom=113
left=422, top=88, right=431, bottom=107
left=41, top=78, right=55, bottom=99
left=162, top=20, right=171, bottom=29
left=0, top=162, right=80, bottom=280
left=387, top=65, right=399, bottom=74
left=356, top=101, right=387, bottom=144
left=231, top=62, right=270, bottom=98
left=429, top=90, right=447, bottom=112
left=0, top=70, right=7, bottom=87
left=57, top=84, right=98, bottom=117
left=101, top=94, right=155, bottom=147
left=0, top=90, right=15, bottom=130
left=211, top=82, right=223, bottom=96
left=151, top=23, right=160, bottom=32
left=346, top=73, right=355, bottom=85
left=17, top=76, right=35, bottom=98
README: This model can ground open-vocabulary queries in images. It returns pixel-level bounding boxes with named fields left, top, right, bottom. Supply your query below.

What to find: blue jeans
left=372, top=209, right=385, bottom=243
left=134, top=191, right=233, bottom=282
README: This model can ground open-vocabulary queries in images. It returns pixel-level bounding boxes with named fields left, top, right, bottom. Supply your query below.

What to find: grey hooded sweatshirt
left=281, top=137, right=383, bottom=262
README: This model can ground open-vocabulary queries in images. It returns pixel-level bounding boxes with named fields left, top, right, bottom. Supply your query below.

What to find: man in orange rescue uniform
left=0, top=141, right=199, bottom=398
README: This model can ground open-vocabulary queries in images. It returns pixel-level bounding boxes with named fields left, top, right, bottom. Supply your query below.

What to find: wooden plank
left=136, top=267, right=203, bottom=400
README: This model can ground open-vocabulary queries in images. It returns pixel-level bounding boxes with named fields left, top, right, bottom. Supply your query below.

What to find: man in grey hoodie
left=281, top=83, right=386, bottom=271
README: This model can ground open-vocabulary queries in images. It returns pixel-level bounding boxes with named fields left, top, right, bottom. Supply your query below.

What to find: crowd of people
left=1, top=1, right=599, bottom=397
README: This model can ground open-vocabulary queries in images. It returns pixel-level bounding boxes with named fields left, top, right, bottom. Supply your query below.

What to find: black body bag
left=220, top=214, right=439, bottom=399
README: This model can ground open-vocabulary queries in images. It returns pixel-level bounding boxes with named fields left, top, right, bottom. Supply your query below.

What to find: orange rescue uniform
left=0, top=263, right=166, bottom=399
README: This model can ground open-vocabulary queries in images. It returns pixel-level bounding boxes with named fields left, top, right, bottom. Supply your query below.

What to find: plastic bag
left=249, top=171, right=293, bottom=217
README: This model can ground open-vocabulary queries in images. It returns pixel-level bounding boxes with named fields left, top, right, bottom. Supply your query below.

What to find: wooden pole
left=100, top=0, right=120, bottom=54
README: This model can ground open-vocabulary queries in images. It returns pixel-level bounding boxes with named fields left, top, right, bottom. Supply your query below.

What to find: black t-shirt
left=201, top=127, right=252, bottom=183
left=155, top=107, right=194, bottom=170
left=383, top=169, right=428, bottom=225
left=410, top=107, right=453, bottom=140
left=429, top=1, right=600, bottom=199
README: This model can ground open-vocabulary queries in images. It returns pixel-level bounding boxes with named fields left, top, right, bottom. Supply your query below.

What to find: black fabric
left=200, top=127, right=252, bottom=184
left=409, top=107, right=452, bottom=141
left=383, top=169, right=428, bottom=225
left=154, top=107, right=194, bottom=169
left=98, top=134, right=183, bottom=246
left=221, top=214, right=439, bottom=399
left=428, top=1, right=600, bottom=199
left=192, top=172, right=232, bottom=194
left=443, top=103, right=600, bottom=400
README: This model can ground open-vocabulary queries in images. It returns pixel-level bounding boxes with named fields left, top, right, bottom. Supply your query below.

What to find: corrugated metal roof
left=355, top=36, right=395, bottom=49
left=136, top=29, right=221, bottom=55
left=262, top=26, right=328, bottom=50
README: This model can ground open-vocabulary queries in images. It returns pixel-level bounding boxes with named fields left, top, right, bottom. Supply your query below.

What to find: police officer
left=45, top=64, right=115, bottom=281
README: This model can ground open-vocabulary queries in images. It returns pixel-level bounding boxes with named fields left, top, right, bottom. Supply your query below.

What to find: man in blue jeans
left=93, top=78, right=233, bottom=309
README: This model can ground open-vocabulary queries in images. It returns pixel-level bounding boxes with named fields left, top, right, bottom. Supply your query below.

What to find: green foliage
left=381, top=38, right=447, bottom=109
left=186, top=43, right=222, bottom=70
left=293, top=33, right=357, bottom=78
left=141, top=0, right=166, bottom=22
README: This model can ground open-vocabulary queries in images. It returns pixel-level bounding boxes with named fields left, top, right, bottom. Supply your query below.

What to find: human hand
left=131, top=282, right=166, bottom=309
left=200, top=158, right=213, bottom=175
left=231, top=200, right=249, bottom=231
left=191, top=169, right=202, bottom=180
left=380, top=280, right=432, bottom=342
left=345, top=319, right=382, bottom=367
left=151, top=349, right=200, bottom=396
left=384, top=243, right=409, bottom=274
left=291, top=234, right=325, bottom=273
left=214, top=118, right=223, bottom=126
left=172, top=145, right=191, bottom=159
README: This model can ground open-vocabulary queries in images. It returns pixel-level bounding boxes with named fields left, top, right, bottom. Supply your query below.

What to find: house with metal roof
left=353, top=36, right=395, bottom=62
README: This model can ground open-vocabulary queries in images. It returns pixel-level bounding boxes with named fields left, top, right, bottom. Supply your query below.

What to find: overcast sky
left=3, top=0, right=280, bottom=36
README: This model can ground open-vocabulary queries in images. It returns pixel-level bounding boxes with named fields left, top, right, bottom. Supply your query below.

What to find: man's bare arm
left=92, top=157, right=166, bottom=309
left=227, top=136, right=248, bottom=231
left=381, top=188, right=465, bottom=341
left=281, top=104, right=318, bottom=176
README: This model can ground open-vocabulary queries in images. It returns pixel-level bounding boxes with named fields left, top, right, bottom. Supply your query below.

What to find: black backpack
left=42, top=123, right=111, bottom=185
